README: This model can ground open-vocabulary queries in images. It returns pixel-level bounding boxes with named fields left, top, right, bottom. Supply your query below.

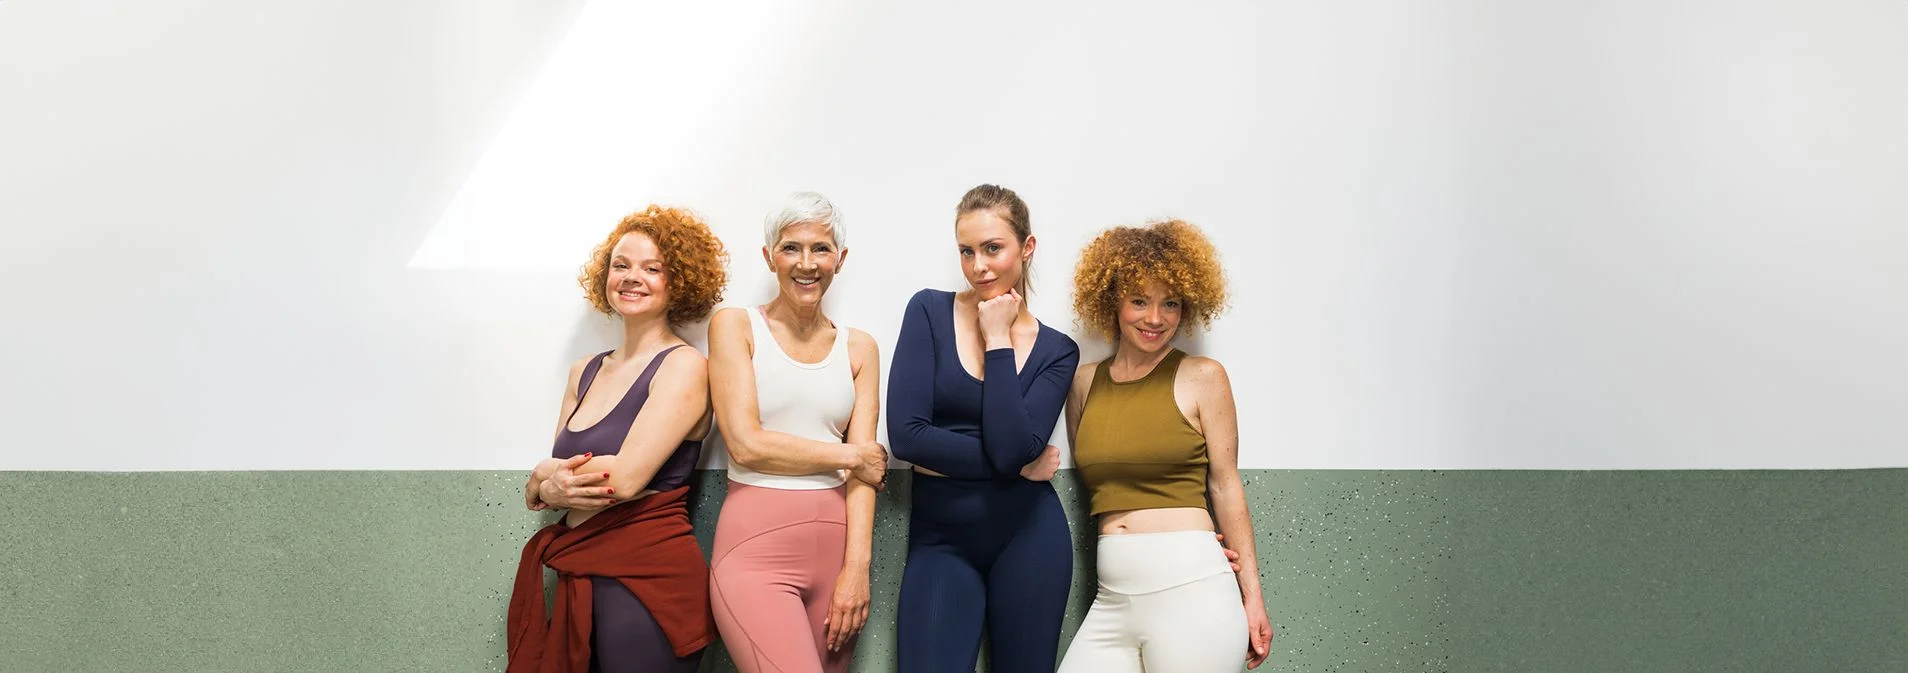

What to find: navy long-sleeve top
left=887, top=288, right=1081, bottom=480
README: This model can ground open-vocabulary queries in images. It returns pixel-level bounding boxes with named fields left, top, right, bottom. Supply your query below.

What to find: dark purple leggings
left=589, top=577, right=702, bottom=673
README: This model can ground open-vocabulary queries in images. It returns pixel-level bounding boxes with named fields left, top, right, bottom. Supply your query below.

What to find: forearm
left=840, top=478, right=877, bottom=571
left=570, top=454, right=670, bottom=499
left=1210, top=472, right=1264, bottom=600
left=525, top=457, right=564, bottom=506
left=731, top=426, right=858, bottom=475
left=979, top=348, right=1045, bottom=472
left=889, top=422, right=995, bottom=478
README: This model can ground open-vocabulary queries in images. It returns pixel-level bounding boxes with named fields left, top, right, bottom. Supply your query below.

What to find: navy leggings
left=589, top=577, right=701, bottom=673
left=898, top=475, right=1073, bottom=673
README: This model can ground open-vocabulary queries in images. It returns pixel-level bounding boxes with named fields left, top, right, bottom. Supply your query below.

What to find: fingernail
left=584, top=452, right=592, bottom=458
left=602, top=472, right=611, bottom=479
left=607, top=488, right=615, bottom=494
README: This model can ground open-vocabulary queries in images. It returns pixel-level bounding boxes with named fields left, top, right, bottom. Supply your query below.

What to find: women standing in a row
left=1058, top=219, right=1273, bottom=672
left=509, top=205, right=727, bottom=673
left=513, top=195, right=1273, bottom=673
left=707, top=192, right=887, bottom=673
left=889, top=184, right=1080, bottom=673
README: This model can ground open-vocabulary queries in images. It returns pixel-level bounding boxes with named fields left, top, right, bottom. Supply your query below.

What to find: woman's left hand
left=824, top=567, right=872, bottom=652
left=1244, top=599, right=1274, bottom=668
left=1215, top=533, right=1243, bottom=573
left=537, top=464, right=616, bottom=510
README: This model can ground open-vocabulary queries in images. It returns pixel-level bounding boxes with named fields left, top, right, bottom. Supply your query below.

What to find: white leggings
left=1057, top=531, right=1249, bottom=673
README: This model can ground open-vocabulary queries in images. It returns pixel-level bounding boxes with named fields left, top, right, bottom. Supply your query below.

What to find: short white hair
left=763, top=191, right=845, bottom=248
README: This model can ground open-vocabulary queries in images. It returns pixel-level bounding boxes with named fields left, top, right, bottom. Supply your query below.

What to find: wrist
left=983, top=336, right=1012, bottom=352
left=838, top=558, right=871, bottom=576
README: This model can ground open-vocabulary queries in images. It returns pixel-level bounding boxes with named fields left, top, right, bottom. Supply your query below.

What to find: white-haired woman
left=706, top=192, right=888, bottom=673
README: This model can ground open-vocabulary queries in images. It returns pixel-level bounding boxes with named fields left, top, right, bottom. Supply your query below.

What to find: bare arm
left=1193, top=357, right=1273, bottom=667
left=526, top=359, right=603, bottom=510
left=841, top=329, right=884, bottom=563
left=708, top=307, right=868, bottom=474
left=1061, top=362, right=1095, bottom=463
left=827, top=329, right=882, bottom=651
left=565, top=349, right=709, bottom=499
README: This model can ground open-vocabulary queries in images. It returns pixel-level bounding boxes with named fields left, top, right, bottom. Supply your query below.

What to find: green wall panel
left=2, top=470, right=1902, bottom=672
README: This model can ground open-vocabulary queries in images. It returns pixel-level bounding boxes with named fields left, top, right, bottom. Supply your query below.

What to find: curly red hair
left=579, top=205, right=729, bottom=325
left=1072, top=219, right=1230, bottom=340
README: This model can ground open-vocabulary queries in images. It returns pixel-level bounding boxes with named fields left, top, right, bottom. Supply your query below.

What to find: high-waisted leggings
left=709, top=481, right=853, bottom=673
left=897, top=475, right=1073, bottom=673
left=1056, top=530, right=1247, bottom=673
left=587, top=577, right=701, bottom=673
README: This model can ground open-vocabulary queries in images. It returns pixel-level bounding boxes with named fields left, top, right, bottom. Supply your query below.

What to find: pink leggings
left=709, top=481, right=853, bottom=673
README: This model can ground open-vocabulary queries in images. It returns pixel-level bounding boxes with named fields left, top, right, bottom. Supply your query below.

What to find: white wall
left=4, top=1, right=1906, bottom=471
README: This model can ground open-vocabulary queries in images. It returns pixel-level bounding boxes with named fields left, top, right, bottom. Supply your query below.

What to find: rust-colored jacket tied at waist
left=507, top=486, right=713, bottom=673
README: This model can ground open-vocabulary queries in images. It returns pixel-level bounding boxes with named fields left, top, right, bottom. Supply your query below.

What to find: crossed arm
left=526, top=349, right=709, bottom=511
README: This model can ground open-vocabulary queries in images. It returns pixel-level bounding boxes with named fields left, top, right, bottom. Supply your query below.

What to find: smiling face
left=955, top=208, right=1034, bottom=300
left=606, top=232, right=671, bottom=319
left=762, top=219, right=844, bottom=307
left=1116, top=279, right=1184, bottom=354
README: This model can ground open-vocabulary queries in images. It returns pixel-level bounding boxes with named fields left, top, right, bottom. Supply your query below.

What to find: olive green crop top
left=1073, top=349, right=1209, bottom=516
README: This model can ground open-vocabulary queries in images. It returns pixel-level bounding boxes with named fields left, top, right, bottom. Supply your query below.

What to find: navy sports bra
left=551, top=345, right=701, bottom=493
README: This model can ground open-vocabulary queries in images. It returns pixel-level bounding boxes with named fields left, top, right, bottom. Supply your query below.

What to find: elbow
left=607, top=472, right=646, bottom=497
left=985, top=452, right=1019, bottom=476
left=1207, top=473, right=1246, bottom=507
left=886, top=422, right=921, bottom=462
left=984, top=437, right=1038, bottom=474
left=724, top=430, right=763, bottom=470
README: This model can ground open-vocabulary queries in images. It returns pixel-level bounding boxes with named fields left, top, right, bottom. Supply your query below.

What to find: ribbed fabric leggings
left=709, top=481, right=853, bottom=673
left=897, top=475, right=1073, bottom=673
left=1056, top=531, right=1247, bottom=673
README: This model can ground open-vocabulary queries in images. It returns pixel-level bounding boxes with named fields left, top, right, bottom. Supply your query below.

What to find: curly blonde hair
left=579, top=205, right=729, bottom=325
left=1072, top=219, right=1229, bottom=340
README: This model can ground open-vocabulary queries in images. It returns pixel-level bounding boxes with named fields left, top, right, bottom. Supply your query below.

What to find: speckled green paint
left=3, top=470, right=1903, bottom=672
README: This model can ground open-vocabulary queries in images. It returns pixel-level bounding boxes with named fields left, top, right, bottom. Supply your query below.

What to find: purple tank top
left=551, top=345, right=701, bottom=493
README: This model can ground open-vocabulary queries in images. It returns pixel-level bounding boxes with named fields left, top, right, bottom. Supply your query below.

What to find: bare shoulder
left=649, top=345, right=708, bottom=387
left=847, top=327, right=880, bottom=370
left=1178, top=355, right=1232, bottom=393
left=847, top=327, right=879, bottom=354
left=708, top=307, right=753, bottom=353
left=566, top=355, right=594, bottom=383
left=1072, top=359, right=1100, bottom=395
left=1074, top=359, right=1101, bottom=386
left=710, top=306, right=750, bottom=332
left=662, top=343, right=708, bottom=370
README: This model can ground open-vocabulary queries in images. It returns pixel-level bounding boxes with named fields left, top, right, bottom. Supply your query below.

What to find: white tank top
left=724, top=306, right=854, bottom=490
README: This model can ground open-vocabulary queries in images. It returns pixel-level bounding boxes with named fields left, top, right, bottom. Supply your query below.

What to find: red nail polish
left=602, top=472, right=611, bottom=479
left=607, top=488, right=615, bottom=494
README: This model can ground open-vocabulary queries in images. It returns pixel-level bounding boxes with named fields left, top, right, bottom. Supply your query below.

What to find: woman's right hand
left=536, top=459, right=617, bottom=510
left=1018, top=444, right=1060, bottom=481
left=976, top=289, right=1022, bottom=348
left=849, top=441, right=888, bottom=490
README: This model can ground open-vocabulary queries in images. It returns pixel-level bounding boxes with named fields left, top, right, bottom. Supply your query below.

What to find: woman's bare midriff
left=1097, top=506, right=1214, bottom=536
